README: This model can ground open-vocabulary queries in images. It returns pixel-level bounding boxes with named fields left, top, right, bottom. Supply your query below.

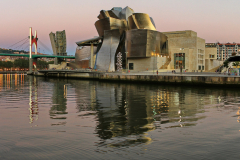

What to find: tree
left=232, top=52, right=237, bottom=56
left=48, top=61, right=54, bottom=64
left=6, top=61, right=13, bottom=68
left=232, top=61, right=240, bottom=68
left=14, top=59, right=29, bottom=69
left=223, top=60, right=229, bottom=68
left=0, top=61, right=14, bottom=69
left=37, top=60, right=48, bottom=69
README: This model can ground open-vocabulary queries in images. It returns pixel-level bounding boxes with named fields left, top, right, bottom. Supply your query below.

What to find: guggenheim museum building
left=75, top=6, right=215, bottom=72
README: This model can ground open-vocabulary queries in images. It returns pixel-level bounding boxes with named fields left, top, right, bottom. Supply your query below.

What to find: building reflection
left=28, top=76, right=39, bottom=124
left=49, top=79, right=68, bottom=121
left=73, top=80, right=97, bottom=112
left=0, top=74, right=3, bottom=90
left=0, top=74, right=38, bottom=125
left=2, top=74, right=240, bottom=146
left=73, top=82, right=227, bottom=147
left=70, top=80, right=240, bottom=139
left=0, top=73, right=25, bottom=91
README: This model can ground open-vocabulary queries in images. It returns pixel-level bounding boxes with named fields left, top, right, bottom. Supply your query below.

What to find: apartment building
left=216, top=43, right=240, bottom=60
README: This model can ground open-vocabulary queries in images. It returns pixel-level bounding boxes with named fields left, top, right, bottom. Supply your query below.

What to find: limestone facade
left=205, top=47, right=222, bottom=71
left=128, top=56, right=167, bottom=71
left=163, top=30, right=205, bottom=71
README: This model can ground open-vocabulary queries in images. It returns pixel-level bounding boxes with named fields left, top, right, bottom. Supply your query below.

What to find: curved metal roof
left=75, top=37, right=102, bottom=46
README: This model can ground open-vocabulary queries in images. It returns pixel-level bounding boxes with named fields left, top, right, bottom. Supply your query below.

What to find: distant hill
left=0, top=48, right=28, bottom=54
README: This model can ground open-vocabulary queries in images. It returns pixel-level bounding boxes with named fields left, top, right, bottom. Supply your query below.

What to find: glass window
left=129, top=63, right=134, bottom=70
left=174, top=53, right=185, bottom=69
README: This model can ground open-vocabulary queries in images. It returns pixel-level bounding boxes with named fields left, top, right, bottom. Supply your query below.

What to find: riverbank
left=0, top=71, right=27, bottom=74
left=32, top=70, right=240, bottom=86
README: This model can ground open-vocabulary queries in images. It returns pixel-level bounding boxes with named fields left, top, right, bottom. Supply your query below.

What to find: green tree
left=1, top=61, right=14, bottom=68
left=22, top=59, right=29, bottom=68
left=14, top=59, right=29, bottom=69
left=223, top=60, right=229, bottom=68
left=37, top=60, right=48, bottom=69
left=232, top=61, right=239, bottom=68
left=6, top=61, right=13, bottom=68
left=48, top=61, right=54, bottom=64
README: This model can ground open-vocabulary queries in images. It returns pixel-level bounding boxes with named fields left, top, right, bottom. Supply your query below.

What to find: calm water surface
left=0, top=74, right=240, bottom=159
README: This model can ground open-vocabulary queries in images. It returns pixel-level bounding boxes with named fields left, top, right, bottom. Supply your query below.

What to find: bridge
left=0, top=53, right=75, bottom=59
left=2, top=27, right=75, bottom=74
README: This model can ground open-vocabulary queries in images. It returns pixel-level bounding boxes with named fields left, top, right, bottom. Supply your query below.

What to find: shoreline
left=0, top=71, right=27, bottom=74
left=31, top=70, right=240, bottom=87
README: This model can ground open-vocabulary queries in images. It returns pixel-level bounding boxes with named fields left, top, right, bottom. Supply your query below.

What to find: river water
left=0, top=74, right=240, bottom=159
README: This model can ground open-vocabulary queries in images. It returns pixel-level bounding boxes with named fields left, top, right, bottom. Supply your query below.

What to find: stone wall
left=37, top=71, right=240, bottom=86
left=127, top=56, right=167, bottom=71
left=163, top=30, right=204, bottom=71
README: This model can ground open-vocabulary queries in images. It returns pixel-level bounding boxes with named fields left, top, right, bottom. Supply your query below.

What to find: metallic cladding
left=75, top=46, right=97, bottom=61
left=119, top=6, right=134, bottom=20
left=150, top=17, right=156, bottom=28
left=76, top=6, right=168, bottom=71
left=96, top=29, right=121, bottom=71
left=128, top=13, right=156, bottom=30
left=125, top=29, right=148, bottom=57
left=75, top=46, right=97, bottom=68
left=95, top=17, right=127, bottom=37
left=126, top=29, right=167, bottom=58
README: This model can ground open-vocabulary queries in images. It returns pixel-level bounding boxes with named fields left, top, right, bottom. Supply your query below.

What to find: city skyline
left=1, top=0, right=240, bottom=55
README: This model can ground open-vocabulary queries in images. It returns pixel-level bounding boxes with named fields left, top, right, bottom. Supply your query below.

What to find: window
left=198, top=66, right=201, bottom=70
left=129, top=63, right=134, bottom=70
left=174, top=53, right=185, bottom=69
left=209, top=55, right=215, bottom=58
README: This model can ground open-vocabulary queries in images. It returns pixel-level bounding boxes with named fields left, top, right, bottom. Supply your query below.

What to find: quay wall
left=36, top=71, right=240, bottom=86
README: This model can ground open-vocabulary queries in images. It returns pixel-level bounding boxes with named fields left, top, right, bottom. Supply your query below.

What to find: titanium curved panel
left=96, top=29, right=120, bottom=71
left=111, top=9, right=121, bottom=18
left=159, top=32, right=168, bottom=54
left=128, top=13, right=156, bottom=30
left=95, top=17, right=127, bottom=37
left=75, top=46, right=97, bottom=68
left=127, top=16, right=138, bottom=30
left=75, top=46, right=97, bottom=62
left=97, top=10, right=109, bottom=19
left=120, top=6, right=134, bottom=20
left=150, top=17, right=156, bottom=28
left=107, top=10, right=120, bottom=19
left=147, top=30, right=160, bottom=55
left=126, top=29, right=166, bottom=58
left=125, top=29, right=148, bottom=58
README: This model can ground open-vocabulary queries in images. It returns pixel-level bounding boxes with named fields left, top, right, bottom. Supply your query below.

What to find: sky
left=1, top=0, right=240, bottom=55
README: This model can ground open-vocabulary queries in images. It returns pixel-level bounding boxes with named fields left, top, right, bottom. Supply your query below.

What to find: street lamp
left=180, top=48, right=184, bottom=73
left=125, top=51, right=128, bottom=72
left=153, top=50, right=155, bottom=74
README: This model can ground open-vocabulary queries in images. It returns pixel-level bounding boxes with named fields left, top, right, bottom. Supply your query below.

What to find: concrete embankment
left=35, top=70, right=240, bottom=86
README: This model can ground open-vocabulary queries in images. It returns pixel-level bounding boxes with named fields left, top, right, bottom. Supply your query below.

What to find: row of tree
left=0, top=59, right=54, bottom=69
left=0, top=48, right=27, bottom=54
left=223, top=61, right=240, bottom=68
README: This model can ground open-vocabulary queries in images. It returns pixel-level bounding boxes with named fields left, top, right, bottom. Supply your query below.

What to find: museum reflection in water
left=1, top=74, right=240, bottom=146
left=61, top=78, right=240, bottom=146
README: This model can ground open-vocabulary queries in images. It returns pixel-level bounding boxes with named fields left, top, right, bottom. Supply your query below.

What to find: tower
left=49, top=30, right=67, bottom=65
